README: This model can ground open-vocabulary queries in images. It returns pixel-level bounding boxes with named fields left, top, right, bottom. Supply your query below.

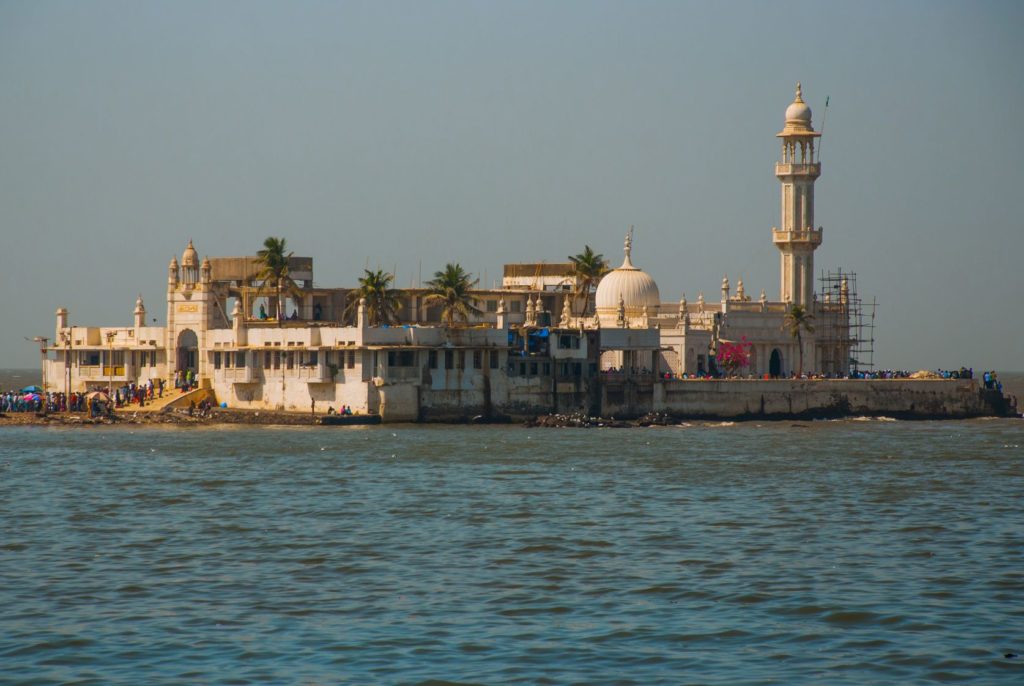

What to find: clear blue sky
left=2, top=0, right=1022, bottom=370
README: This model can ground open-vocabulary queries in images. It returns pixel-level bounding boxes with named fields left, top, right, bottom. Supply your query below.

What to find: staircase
left=131, top=387, right=216, bottom=413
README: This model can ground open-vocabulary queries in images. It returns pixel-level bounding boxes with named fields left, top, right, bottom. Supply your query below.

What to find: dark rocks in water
left=1006, top=652, right=1019, bottom=659
left=526, top=412, right=631, bottom=428
left=636, top=411, right=675, bottom=427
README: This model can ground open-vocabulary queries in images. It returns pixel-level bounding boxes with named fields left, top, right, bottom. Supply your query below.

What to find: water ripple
left=2, top=420, right=1023, bottom=683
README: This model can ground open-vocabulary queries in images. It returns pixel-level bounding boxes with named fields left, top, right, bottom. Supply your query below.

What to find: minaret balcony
left=775, top=162, right=821, bottom=178
left=772, top=227, right=822, bottom=246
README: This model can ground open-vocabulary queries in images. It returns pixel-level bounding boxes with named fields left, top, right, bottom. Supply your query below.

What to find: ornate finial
left=759, top=288, right=767, bottom=303
left=795, top=82, right=803, bottom=102
left=622, top=225, right=634, bottom=267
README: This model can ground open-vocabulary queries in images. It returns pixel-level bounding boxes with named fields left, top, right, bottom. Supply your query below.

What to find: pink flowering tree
left=716, top=337, right=752, bottom=377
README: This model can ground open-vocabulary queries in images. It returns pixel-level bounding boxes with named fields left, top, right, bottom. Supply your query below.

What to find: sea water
left=1, top=418, right=1022, bottom=684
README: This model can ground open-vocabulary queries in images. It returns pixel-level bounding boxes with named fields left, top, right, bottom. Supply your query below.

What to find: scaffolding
left=816, top=269, right=876, bottom=374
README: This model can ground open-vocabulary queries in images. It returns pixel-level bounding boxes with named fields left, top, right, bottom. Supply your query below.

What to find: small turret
left=134, top=295, right=146, bottom=329
left=201, top=256, right=212, bottom=284
left=181, top=239, right=199, bottom=285
left=496, top=298, right=507, bottom=329
left=559, top=294, right=572, bottom=328
left=232, top=298, right=247, bottom=346
left=56, top=306, right=69, bottom=332
left=357, top=297, right=368, bottom=330
left=168, top=256, right=179, bottom=287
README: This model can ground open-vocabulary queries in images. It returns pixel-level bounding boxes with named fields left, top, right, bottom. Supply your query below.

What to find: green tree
left=345, top=269, right=403, bottom=326
left=424, top=263, right=482, bottom=328
left=256, top=236, right=300, bottom=321
left=567, top=245, right=609, bottom=317
left=783, top=304, right=816, bottom=376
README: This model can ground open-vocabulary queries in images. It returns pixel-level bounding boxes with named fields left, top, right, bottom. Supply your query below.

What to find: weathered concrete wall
left=599, top=378, right=1004, bottom=419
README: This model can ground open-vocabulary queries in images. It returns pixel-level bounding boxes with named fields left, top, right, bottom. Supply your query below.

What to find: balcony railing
left=219, top=367, right=256, bottom=384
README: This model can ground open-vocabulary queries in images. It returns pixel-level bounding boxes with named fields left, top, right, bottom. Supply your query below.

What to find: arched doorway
left=176, top=329, right=198, bottom=373
left=769, top=348, right=783, bottom=378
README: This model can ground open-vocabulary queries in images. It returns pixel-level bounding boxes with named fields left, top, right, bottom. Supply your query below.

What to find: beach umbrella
left=23, top=393, right=41, bottom=402
left=85, top=391, right=111, bottom=402
left=21, top=385, right=43, bottom=393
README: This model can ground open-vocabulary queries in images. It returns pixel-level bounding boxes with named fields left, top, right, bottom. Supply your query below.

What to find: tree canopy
left=424, top=263, right=481, bottom=328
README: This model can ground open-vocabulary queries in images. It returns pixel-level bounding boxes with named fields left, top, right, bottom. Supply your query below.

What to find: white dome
left=785, top=99, right=811, bottom=124
left=779, top=82, right=816, bottom=136
left=595, top=233, right=660, bottom=315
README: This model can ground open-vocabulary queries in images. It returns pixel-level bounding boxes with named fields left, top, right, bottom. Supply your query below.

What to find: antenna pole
left=817, top=95, right=830, bottom=162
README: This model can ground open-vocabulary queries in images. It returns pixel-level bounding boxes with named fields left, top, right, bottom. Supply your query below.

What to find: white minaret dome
left=595, top=230, right=660, bottom=320
left=785, top=82, right=812, bottom=124
left=181, top=239, right=198, bottom=268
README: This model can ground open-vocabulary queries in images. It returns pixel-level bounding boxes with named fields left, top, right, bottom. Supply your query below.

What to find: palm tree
left=424, top=263, right=482, bottom=328
left=783, top=304, right=816, bottom=376
left=567, top=245, right=609, bottom=317
left=344, top=269, right=403, bottom=326
left=256, top=237, right=300, bottom=320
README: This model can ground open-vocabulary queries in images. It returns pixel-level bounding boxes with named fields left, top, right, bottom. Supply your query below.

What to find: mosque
left=41, top=84, right=864, bottom=420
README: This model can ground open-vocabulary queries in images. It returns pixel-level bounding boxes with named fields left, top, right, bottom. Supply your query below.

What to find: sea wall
left=600, top=378, right=1009, bottom=420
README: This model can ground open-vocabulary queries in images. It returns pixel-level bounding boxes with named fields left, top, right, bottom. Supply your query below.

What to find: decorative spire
left=560, top=294, right=571, bottom=327
left=794, top=81, right=803, bottom=103
left=759, top=288, right=767, bottom=304
left=622, top=225, right=634, bottom=268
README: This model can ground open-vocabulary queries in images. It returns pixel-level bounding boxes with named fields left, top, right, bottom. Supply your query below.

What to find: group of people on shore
left=173, top=369, right=197, bottom=393
left=982, top=370, right=1003, bottom=393
left=326, top=404, right=356, bottom=416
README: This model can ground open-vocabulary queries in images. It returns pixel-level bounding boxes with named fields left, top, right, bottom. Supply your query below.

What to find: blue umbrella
left=21, top=385, right=43, bottom=393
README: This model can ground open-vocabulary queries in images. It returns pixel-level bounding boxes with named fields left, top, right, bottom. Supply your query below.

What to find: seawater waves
left=1, top=419, right=1023, bottom=684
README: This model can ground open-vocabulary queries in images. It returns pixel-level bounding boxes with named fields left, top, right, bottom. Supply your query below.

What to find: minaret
left=773, top=82, right=822, bottom=306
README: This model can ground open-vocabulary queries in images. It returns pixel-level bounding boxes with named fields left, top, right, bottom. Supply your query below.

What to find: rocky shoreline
left=0, top=407, right=320, bottom=427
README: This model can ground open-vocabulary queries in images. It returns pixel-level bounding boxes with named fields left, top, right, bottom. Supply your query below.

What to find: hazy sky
left=2, top=0, right=1022, bottom=370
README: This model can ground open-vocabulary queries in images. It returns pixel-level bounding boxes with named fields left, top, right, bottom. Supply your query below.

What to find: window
left=573, top=362, right=582, bottom=377
left=542, top=363, right=551, bottom=376
left=428, top=350, right=438, bottom=369
left=558, top=334, right=580, bottom=350
left=346, top=350, right=356, bottom=369
left=82, top=351, right=100, bottom=366
left=214, top=352, right=221, bottom=369
left=286, top=352, right=294, bottom=369
left=519, top=362, right=526, bottom=376
left=473, top=350, right=482, bottom=369
left=457, top=350, right=465, bottom=370
left=307, top=350, right=318, bottom=366
left=529, top=362, right=538, bottom=375
left=150, top=351, right=157, bottom=367
left=264, top=351, right=272, bottom=369
left=486, top=300, right=498, bottom=313
left=510, top=300, right=522, bottom=313
left=388, top=350, right=416, bottom=367
left=444, top=350, right=454, bottom=370
left=236, top=351, right=247, bottom=368
left=489, top=350, right=499, bottom=369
